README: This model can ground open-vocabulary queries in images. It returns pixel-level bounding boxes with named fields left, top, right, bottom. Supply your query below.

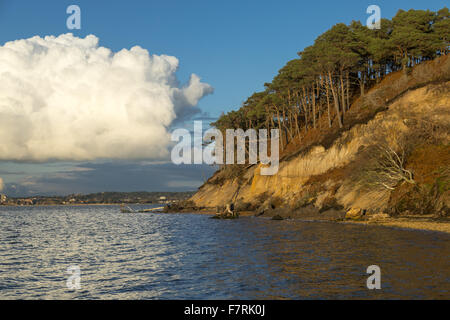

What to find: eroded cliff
left=191, top=56, right=450, bottom=217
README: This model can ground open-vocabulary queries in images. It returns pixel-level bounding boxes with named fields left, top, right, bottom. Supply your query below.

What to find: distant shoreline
left=0, top=191, right=195, bottom=207
left=0, top=203, right=156, bottom=207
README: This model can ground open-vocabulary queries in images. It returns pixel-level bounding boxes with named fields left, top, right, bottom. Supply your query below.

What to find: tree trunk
left=325, top=76, right=332, bottom=128
left=360, top=70, right=365, bottom=96
left=275, top=107, right=284, bottom=151
left=328, top=72, right=343, bottom=128
left=311, top=85, right=316, bottom=129
left=346, top=71, right=350, bottom=111
left=340, top=72, right=346, bottom=116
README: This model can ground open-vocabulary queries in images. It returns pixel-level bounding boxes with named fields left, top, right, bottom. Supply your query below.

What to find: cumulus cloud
left=0, top=34, right=213, bottom=162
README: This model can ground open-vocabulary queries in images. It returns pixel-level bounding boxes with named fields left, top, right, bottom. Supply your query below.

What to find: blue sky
left=0, top=0, right=448, bottom=196
left=2, top=0, right=448, bottom=117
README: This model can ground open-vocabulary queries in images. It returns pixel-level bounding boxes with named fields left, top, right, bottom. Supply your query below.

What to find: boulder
left=345, top=207, right=364, bottom=220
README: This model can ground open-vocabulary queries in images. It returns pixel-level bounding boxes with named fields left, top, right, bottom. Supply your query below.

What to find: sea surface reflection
left=0, top=205, right=448, bottom=299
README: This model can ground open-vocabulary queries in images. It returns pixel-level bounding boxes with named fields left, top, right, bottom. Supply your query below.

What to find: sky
left=0, top=0, right=448, bottom=196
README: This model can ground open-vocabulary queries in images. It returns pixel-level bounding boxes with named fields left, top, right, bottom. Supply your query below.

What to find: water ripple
left=0, top=205, right=449, bottom=299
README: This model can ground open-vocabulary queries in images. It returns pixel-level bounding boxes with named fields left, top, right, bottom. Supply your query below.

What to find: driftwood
left=120, top=205, right=164, bottom=213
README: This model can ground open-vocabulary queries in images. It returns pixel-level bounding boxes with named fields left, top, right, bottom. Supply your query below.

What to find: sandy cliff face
left=191, top=58, right=450, bottom=214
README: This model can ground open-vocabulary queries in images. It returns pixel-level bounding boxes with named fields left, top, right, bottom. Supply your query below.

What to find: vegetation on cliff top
left=212, top=8, right=449, bottom=154
left=198, top=8, right=450, bottom=218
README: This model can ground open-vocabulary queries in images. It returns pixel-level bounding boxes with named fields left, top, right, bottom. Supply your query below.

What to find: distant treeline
left=3, top=191, right=195, bottom=205
left=213, top=8, right=450, bottom=152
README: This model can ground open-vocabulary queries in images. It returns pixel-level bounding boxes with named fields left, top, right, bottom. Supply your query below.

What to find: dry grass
left=283, top=55, right=450, bottom=162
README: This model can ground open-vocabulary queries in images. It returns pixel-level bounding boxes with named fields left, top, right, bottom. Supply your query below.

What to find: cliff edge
left=191, top=56, right=450, bottom=220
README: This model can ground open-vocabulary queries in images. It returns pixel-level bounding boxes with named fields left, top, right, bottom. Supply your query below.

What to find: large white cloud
left=0, top=34, right=213, bottom=161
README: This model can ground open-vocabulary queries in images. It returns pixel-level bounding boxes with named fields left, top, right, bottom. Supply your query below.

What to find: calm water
left=0, top=205, right=449, bottom=299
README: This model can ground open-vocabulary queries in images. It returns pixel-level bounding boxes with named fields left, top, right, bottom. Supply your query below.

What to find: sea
left=0, top=205, right=448, bottom=299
